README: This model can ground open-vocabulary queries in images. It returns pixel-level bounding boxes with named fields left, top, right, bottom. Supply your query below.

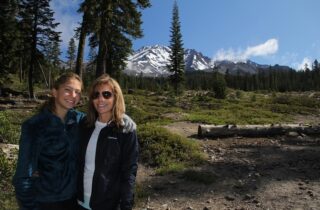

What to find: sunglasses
left=92, top=91, right=113, bottom=99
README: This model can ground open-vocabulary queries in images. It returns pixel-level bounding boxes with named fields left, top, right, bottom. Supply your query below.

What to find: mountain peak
left=125, top=45, right=212, bottom=76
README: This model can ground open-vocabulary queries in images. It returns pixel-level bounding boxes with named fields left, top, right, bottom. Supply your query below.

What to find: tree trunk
left=75, top=15, right=87, bottom=78
left=96, top=1, right=112, bottom=78
left=28, top=4, right=39, bottom=99
left=28, top=56, right=35, bottom=99
left=96, top=24, right=107, bottom=77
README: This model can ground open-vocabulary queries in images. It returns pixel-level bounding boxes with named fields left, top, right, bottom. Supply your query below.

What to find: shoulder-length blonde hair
left=86, top=74, right=125, bottom=128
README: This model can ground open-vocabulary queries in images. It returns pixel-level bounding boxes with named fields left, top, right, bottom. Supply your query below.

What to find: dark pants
left=77, top=203, right=121, bottom=210
left=38, top=197, right=78, bottom=210
left=78, top=204, right=90, bottom=210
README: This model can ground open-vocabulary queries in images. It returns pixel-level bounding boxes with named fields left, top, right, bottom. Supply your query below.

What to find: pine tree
left=0, top=0, right=20, bottom=79
left=312, top=59, right=319, bottom=71
left=312, top=59, right=320, bottom=90
left=88, top=47, right=97, bottom=67
left=212, top=71, right=226, bottom=99
left=167, top=0, right=185, bottom=95
left=86, top=46, right=97, bottom=74
left=18, top=0, right=60, bottom=98
left=92, top=0, right=151, bottom=78
left=75, top=0, right=97, bottom=78
left=66, top=37, right=76, bottom=71
left=44, top=40, right=61, bottom=87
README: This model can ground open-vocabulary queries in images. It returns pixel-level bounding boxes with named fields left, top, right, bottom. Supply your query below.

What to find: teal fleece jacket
left=13, top=108, right=85, bottom=210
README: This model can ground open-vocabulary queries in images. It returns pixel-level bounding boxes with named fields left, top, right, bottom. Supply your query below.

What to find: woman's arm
left=119, top=130, right=139, bottom=210
left=12, top=121, right=39, bottom=210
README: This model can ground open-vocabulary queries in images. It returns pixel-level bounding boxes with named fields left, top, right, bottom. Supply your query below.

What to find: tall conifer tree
left=0, top=0, right=20, bottom=79
left=167, top=0, right=185, bottom=95
left=66, top=37, right=76, bottom=71
left=93, top=0, right=151, bottom=78
left=18, top=0, right=60, bottom=98
left=75, top=0, right=97, bottom=78
left=44, top=39, right=61, bottom=87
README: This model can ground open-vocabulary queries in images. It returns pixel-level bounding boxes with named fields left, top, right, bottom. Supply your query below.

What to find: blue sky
left=52, top=0, right=320, bottom=70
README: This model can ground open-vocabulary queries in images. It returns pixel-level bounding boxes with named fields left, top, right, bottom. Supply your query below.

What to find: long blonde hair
left=86, top=74, right=125, bottom=128
left=41, top=72, right=82, bottom=112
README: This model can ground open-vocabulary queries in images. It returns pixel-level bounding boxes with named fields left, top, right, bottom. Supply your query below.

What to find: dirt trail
left=134, top=120, right=320, bottom=210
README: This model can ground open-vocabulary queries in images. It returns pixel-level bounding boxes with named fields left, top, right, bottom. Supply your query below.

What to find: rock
left=287, top=131, right=299, bottom=137
left=307, top=190, right=314, bottom=197
left=243, top=194, right=255, bottom=200
left=225, top=195, right=235, bottom=201
left=161, top=204, right=169, bottom=209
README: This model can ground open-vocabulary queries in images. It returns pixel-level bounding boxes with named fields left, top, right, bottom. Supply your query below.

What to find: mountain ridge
left=124, top=45, right=292, bottom=76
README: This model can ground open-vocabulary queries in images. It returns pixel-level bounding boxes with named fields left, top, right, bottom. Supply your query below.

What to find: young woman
left=13, top=72, right=85, bottom=210
left=77, top=74, right=138, bottom=210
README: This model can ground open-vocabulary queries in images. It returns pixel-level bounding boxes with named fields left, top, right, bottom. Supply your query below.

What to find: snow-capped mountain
left=124, top=45, right=212, bottom=76
left=125, top=45, right=171, bottom=76
left=184, top=49, right=211, bottom=71
left=124, top=45, right=291, bottom=76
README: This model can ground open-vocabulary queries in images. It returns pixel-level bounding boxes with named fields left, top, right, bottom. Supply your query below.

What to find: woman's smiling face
left=92, top=83, right=115, bottom=122
left=52, top=78, right=82, bottom=113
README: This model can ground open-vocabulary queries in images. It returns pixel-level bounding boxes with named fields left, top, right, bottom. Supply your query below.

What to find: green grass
left=134, top=183, right=151, bottom=208
left=138, top=124, right=206, bottom=172
left=0, top=109, right=35, bottom=144
left=173, top=91, right=318, bottom=125
left=155, top=162, right=186, bottom=175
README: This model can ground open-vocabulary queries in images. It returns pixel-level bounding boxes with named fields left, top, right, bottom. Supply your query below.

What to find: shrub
left=138, top=124, right=206, bottom=169
left=0, top=111, right=21, bottom=144
left=250, top=94, right=257, bottom=102
left=126, top=106, right=160, bottom=124
left=236, top=90, right=243, bottom=99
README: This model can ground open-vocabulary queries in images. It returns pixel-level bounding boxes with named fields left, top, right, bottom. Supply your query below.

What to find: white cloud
left=295, top=57, right=312, bottom=71
left=212, top=38, right=279, bottom=63
left=244, top=39, right=278, bottom=57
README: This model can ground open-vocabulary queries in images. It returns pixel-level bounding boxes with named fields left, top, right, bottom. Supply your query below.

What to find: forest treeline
left=120, top=61, right=320, bottom=94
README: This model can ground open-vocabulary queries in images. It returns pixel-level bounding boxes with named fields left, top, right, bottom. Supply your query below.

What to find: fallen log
left=198, top=124, right=320, bottom=138
left=0, top=87, right=25, bottom=97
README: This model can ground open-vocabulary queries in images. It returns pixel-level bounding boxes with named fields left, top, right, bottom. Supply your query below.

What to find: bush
left=126, top=106, right=160, bottom=124
left=138, top=124, right=206, bottom=169
left=0, top=111, right=21, bottom=144
left=250, top=94, right=257, bottom=102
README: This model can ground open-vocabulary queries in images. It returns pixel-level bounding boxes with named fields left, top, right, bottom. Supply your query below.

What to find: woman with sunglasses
left=77, top=74, right=138, bottom=210
left=13, top=72, right=85, bottom=210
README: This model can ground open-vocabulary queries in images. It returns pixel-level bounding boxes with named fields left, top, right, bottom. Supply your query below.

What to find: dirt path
left=134, top=121, right=320, bottom=210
